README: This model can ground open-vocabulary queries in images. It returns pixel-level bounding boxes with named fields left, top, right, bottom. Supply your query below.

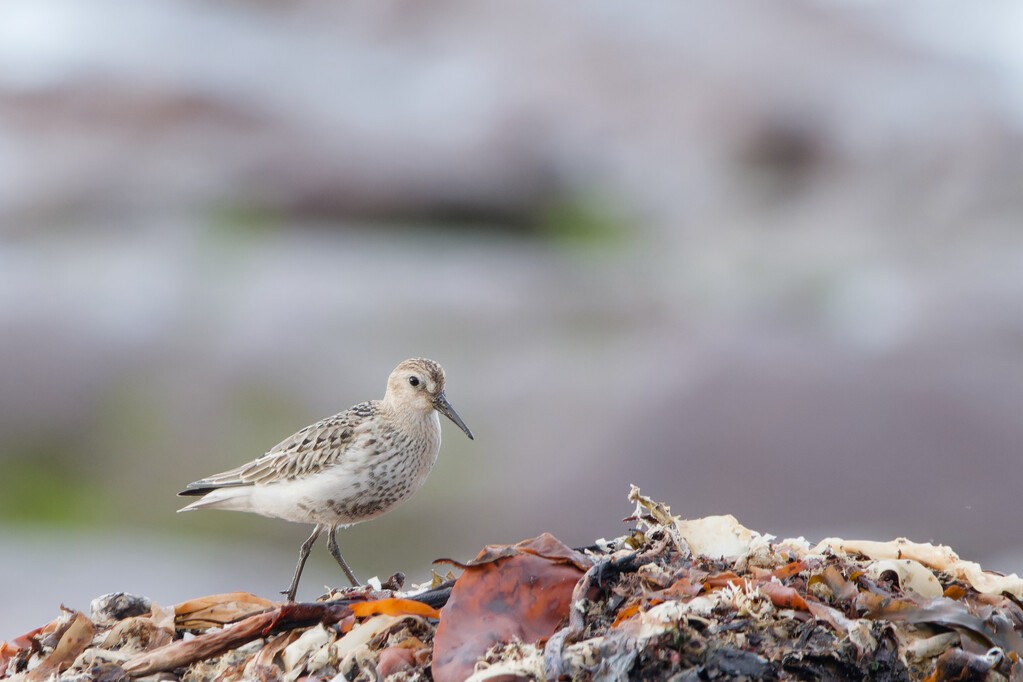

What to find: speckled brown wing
left=178, top=401, right=380, bottom=496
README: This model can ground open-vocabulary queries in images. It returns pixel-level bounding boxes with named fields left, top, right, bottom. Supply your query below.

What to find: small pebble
left=91, top=592, right=153, bottom=625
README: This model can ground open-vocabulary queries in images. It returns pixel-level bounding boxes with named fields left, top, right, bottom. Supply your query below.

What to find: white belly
left=194, top=431, right=441, bottom=526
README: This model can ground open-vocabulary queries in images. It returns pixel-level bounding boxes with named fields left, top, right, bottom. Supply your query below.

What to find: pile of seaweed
left=3, top=487, right=1023, bottom=681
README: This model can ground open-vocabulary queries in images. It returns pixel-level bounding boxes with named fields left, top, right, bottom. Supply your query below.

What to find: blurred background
left=2, top=0, right=1022, bottom=637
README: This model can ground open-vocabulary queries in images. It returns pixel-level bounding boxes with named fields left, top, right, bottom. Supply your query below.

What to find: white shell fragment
left=675, top=515, right=761, bottom=560
left=865, top=559, right=943, bottom=598
left=814, top=537, right=1023, bottom=598
left=281, top=623, right=331, bottom=673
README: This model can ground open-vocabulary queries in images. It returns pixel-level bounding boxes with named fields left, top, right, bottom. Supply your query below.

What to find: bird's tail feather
left=175, top=487, right=254, bottom=514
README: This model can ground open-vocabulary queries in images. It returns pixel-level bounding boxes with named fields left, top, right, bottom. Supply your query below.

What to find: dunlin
left=177, top=358, right=473, bottom=601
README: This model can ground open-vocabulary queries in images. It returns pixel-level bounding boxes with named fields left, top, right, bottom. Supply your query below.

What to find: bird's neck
left=382, top=401, right=440, bottom=437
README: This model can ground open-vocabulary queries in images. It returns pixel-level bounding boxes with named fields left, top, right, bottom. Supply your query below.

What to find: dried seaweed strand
left=123, top=602, right=351, bottom=676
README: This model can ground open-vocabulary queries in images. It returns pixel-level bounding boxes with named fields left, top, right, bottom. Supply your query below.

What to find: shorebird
left=177, top=358, right=473, bottom=601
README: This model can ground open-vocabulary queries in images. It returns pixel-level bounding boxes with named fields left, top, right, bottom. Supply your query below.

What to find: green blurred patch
left=208, top=201, right=283, bottom=239
left=0, top=444, right=110, bottom=526
left=535, top=192, right=628, bottom=247
left=0, top=377, right=162, bottom=528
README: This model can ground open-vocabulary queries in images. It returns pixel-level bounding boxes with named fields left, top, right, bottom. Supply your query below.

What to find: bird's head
left=385, top=358, right=473, bottom=440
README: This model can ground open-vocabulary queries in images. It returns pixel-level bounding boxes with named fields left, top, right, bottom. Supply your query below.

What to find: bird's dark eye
left=408, top=376, right=420, bottom=387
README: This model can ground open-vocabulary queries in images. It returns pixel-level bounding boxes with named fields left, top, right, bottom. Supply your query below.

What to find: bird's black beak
left=434, top=392, right=474, bottom=440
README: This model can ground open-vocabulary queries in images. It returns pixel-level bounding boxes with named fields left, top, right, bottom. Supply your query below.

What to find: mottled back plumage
left=180, top=405, right=372, bottom=494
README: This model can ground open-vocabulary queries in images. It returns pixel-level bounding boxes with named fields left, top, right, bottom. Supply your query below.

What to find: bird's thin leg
left=284, top=524, right=323, bottom=602
left=326, top=526, right=360, bottom=587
